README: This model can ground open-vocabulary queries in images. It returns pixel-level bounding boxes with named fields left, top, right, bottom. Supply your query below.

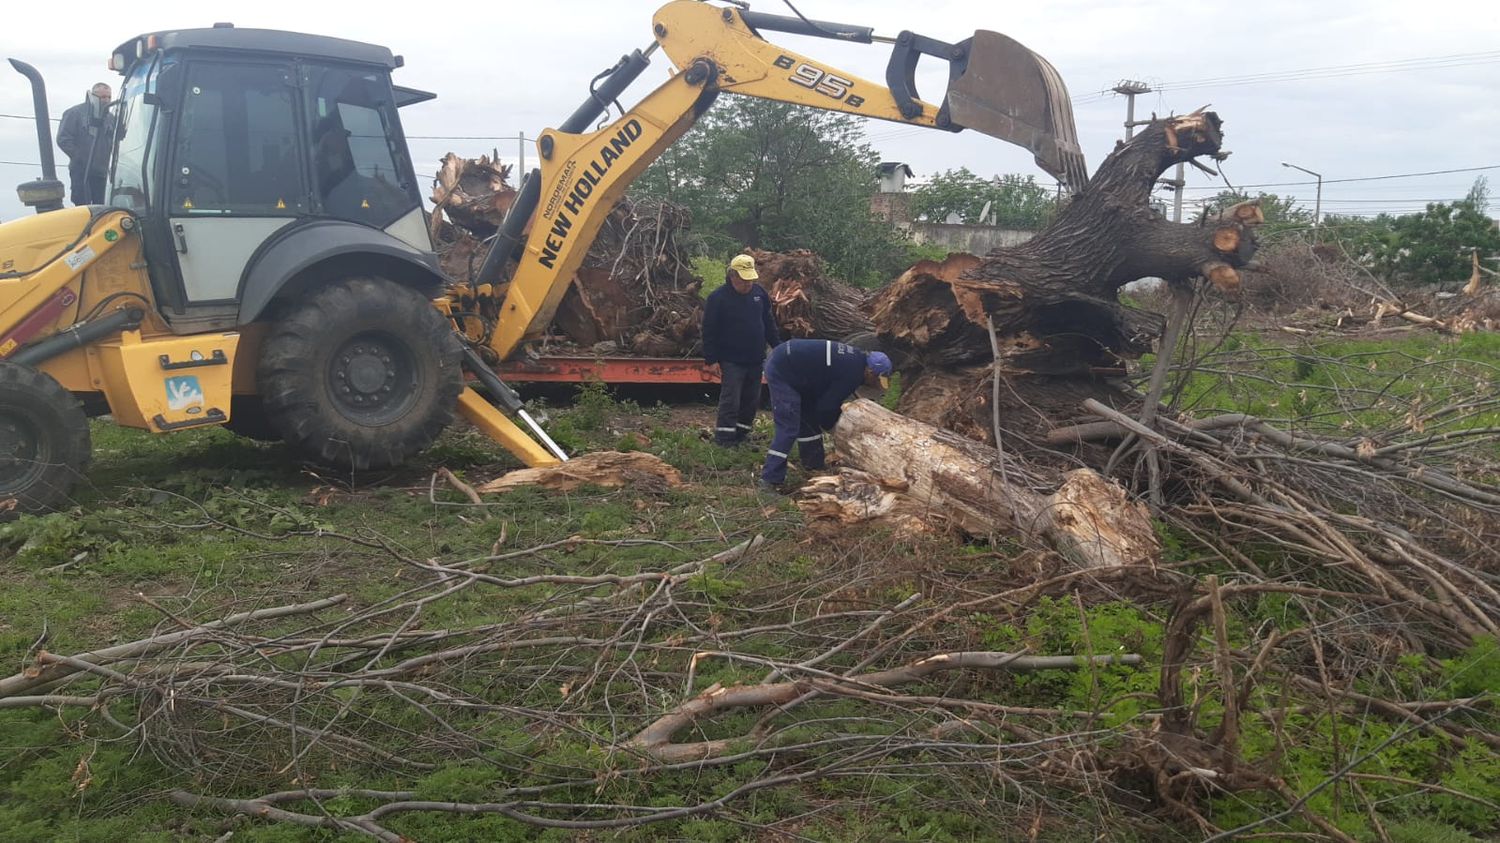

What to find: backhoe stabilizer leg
left=457, top=389, right=563, bottom=468
left=459, top=347, right=568, bottom=466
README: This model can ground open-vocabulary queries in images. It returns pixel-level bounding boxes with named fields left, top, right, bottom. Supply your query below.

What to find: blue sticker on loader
left=165, top=375, right=205, bottom=414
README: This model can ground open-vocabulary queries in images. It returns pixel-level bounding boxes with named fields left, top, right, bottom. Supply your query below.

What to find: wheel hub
left=329, top=334, right=416, bottom=422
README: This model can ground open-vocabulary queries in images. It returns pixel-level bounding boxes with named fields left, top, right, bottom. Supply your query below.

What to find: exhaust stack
left=7, top=58, right=67, bottom=214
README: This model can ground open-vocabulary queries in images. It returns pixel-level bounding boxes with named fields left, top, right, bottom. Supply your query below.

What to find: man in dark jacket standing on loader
left=702, top=254, right=780, bottom=447
left=759, top=339, right=892, bottom=491
left=57, top=83, right=115, bottom=206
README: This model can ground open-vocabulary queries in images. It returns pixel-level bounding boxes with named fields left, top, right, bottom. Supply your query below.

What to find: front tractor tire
left=0, top=362, right=91, bottom=518
left=258, top=277, right=463, bottom=471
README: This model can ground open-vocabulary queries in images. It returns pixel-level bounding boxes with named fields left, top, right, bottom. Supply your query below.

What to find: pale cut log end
left=796, top=470, right=936, bottom=537
left=479, top=451, right=684, bottom=494
left=1218, top=199, right=1265, bottom=227
left=1040, top=469, right=1161, bottom=568
left=1212, top=227, right=1241, bottom=253
left=1205, top=263, right=1241, bottom=295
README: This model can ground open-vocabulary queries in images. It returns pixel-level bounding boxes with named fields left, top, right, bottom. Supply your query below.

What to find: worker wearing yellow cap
left=702, top=253, right=781, bottom=447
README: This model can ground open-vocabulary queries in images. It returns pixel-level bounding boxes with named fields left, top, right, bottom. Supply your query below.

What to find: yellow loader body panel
left=93, top=330, right=240, bottom=432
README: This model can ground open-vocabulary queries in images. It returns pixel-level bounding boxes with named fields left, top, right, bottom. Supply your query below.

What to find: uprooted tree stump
left=872, top=110, right=1253, bottom=373
left=867, top=111, right=1259, bottom=438
left=745, top=248, right=875, bottom=342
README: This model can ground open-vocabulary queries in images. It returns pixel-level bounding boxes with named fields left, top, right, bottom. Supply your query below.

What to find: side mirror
left=148, top=60, right=183, bottom=108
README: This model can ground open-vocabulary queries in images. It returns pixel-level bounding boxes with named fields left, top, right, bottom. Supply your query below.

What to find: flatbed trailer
left=496, top=355, right=718, bottom=385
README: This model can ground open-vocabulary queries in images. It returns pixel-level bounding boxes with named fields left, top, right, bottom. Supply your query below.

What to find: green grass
left=1161, top=330, right=1500, bottom=444
left=0, top=391, right=823, bottom=841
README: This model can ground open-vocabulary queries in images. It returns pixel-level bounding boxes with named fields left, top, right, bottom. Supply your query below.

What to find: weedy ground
left=2, top=334, right=1499, bottom=842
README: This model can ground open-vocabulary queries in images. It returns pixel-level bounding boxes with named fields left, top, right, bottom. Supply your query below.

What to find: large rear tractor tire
left=0, top=362, right=91, bottom=517
left=258, top=277, right=463, bottom=471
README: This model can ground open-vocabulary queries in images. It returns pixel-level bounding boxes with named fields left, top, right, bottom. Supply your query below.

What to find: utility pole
left=1112, top=80, right=1152, bottom=140
left=1114, top=80, right=1184, bottom=221
left=1281, top=161, right=1323, bottom=242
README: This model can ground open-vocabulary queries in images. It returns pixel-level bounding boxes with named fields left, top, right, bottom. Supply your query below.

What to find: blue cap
left=866, top=351, right=893, bottom=376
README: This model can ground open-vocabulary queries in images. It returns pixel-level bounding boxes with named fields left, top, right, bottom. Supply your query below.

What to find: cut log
left=479, top=451, right=684, bottom=494
left=800, top=399, right=1158, bottom=567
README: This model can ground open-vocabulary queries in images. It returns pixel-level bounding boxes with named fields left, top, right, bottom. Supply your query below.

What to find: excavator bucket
left=946, top=31, right=1089, bottom=194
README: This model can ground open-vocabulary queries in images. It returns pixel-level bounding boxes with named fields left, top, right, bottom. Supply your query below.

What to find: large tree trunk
left=870, top=112, right=1255, bottom=378
left=800, top=399, right=1159, bottom=568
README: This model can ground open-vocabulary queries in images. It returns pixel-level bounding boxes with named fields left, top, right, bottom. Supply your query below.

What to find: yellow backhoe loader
left=0, top=2, right=1086, bottom=515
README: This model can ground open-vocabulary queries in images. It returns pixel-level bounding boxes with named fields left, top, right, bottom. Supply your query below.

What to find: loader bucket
left=946, top=31, right=1089, bottom=194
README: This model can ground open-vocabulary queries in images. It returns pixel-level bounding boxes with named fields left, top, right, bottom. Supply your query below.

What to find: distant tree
left=635, top=99, right=910, bottom=285
left=1380, top=177, right=1499, bottom=286
left=909, top=168, right=1057, bottom=229
left=1326, top=177, right=1500, bottom=287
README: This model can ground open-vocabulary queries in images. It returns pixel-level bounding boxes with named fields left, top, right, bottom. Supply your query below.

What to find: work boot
left=756, top=479, right=785, bottom=496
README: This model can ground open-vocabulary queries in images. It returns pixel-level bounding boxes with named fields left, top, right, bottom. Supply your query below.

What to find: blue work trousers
left=760, top=372, right=826, bottom=486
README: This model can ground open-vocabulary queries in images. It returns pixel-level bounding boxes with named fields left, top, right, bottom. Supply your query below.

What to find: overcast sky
left=2, top=0, right=1497, bottom=224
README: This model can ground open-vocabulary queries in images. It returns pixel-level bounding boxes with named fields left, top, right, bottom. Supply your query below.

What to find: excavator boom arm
left=480, top=0, right=1086, bottom=364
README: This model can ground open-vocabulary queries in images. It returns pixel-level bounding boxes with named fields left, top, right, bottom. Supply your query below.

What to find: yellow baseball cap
left=729, top=254, right=758, bottom=280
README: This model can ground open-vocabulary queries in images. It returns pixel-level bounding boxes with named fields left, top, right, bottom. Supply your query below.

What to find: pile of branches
left=810, top=109, right=1500, bottom=835
left=744, top=247, right=875, bottom=342
left=429, top=154, right=707, bottom=355
left=1239, top=239, right=1500, bottom=336
left=7, top=455, right=1498, bottom=839
left=1, top=524, right=1158, bottom=839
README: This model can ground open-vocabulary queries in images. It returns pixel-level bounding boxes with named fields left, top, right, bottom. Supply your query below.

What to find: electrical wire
left=1180, top=164, right=1500, bottom=192
left=1073, top=49, right=1500, bottom=104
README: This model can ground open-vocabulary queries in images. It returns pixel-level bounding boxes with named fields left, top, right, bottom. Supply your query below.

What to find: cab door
left=164, top=60, right=308, bottom=305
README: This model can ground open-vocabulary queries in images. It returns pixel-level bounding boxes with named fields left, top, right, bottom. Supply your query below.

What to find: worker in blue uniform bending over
left=760, top=338, right=893, bottom=491
left=702, top=254, right=781, bottom=447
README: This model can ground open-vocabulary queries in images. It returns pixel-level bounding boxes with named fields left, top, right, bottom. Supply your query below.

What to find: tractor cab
left=103, top=25, right=438, bottom=329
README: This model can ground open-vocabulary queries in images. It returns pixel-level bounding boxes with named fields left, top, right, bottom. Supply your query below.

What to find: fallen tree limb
left=630, top=649, right=1142, bottom=762
left=0, top=594, right=347, bottom=699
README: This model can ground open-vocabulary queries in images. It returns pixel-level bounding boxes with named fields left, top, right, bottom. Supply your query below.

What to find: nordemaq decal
left=538, top=119, right=644, bottom=269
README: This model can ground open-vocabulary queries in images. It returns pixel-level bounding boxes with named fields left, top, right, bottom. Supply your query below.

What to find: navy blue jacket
left=702, top=283, right=780, bottom=366
left=765, top=339, right=869, bottom=430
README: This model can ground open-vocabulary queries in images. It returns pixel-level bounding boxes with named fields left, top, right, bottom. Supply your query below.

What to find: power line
left=1072, top=49, right=1500, bottom=103
left=1156, top=51, right=1500, bottom=93
left=1183, top=164, right=1499, bottom=192
left=0, top=112, right=532, bottom=144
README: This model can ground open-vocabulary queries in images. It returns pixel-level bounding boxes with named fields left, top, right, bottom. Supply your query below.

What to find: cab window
left=305, top=65, right=417, bottom=226
left=168, top=62, right=304, bottom=215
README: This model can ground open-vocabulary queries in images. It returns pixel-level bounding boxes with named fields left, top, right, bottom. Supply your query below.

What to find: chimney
left=876, top=162, right=913, bottom=194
